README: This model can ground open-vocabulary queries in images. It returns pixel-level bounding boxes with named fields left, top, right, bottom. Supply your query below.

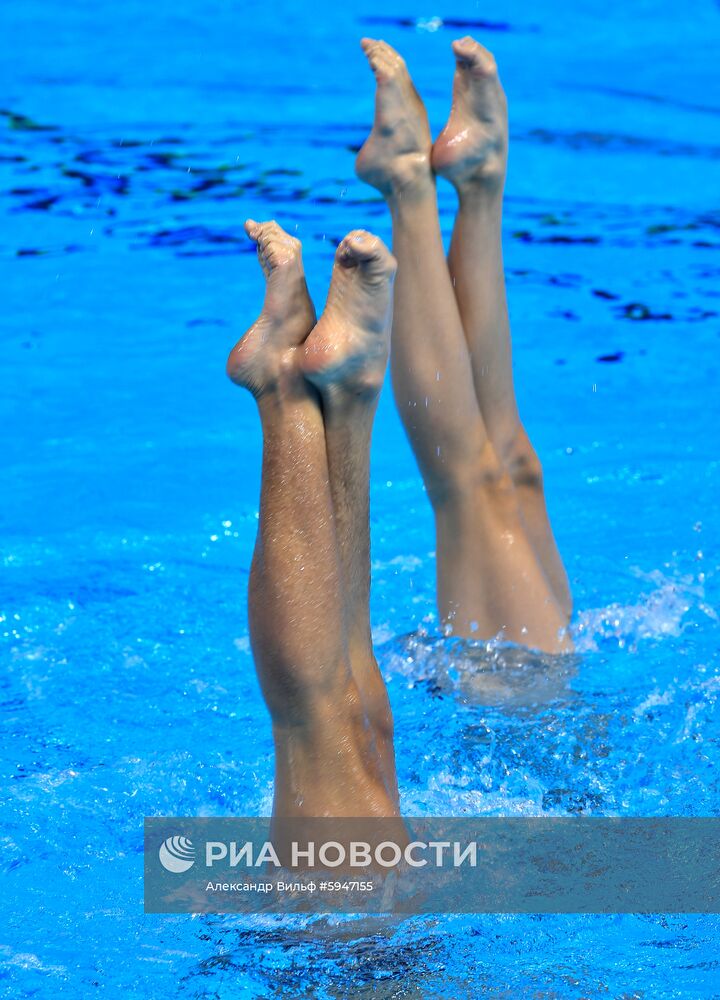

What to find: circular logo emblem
left=158, top=836, right=195, bottom=873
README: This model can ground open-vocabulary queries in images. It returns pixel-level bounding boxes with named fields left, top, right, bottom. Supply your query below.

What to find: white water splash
left=573, top=567, right=716, bottom=652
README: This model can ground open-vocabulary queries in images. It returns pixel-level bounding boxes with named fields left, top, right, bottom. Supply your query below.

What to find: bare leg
left=433, top=37, right=572, bottom=619
left=227, top=220, right=397, bottom=817
left=356, top=40, right=569, bottom=653
left=302, top=230, right=399, bottom=800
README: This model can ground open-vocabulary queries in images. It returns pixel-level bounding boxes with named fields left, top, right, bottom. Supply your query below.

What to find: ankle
left=381, top=153, right=434, bottom=202
left=455, top=172, right=505, bottom=205
left=321, top=381, right=383, bottom=416
left=255, top=369, right=315, bottom=412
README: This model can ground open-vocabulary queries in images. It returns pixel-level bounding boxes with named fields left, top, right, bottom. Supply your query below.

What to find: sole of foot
left=226, top=219, right=316, bottom=396
left=301, top=230, right=396, bottom=401
left=355, top=38, right=433, bottom=197
left=431, top=36, right=508, bottom=192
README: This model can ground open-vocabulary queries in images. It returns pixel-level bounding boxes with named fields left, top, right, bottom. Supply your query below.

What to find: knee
left=427, top=442, right=514, bottom=508
left=503, top=428, right=544, bottom=492
left=367, top=694, right=394, bottom=744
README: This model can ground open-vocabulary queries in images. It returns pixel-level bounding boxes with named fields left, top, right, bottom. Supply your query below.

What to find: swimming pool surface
left=2, top=0, right=720, bottom=995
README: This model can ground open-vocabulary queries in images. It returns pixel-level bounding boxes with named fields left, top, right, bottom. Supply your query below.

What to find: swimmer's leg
left=227, top=220, right=398, bottom=817
left=357, top=40, right=569, bottom=652
left=432, top=37, right=572, bottom=619
left=301, top=230, right=399, bottom=802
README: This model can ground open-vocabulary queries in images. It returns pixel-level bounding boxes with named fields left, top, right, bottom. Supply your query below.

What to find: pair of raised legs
left=357, top=36, right=572, bottom=651
left=227, top=221, right=401, bottom=818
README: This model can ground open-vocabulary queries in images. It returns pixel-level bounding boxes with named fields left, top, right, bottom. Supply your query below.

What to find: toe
left=362, top=38, right=407, bottom=81
left=247, top=220, right=302, bottom=271
left=375, top=41, right=406, bottom=74
left=337, top=229, right=377, bottom=262
left=361, top=38, right=382, bottom=63
left=256, top=219, right=281, bottom=242
left=263, top=239, right=300, bottom=271
left=364, top=43, right=392, bottom=78
left=337, top=230, right=396, bottom=279
left=375, top=39, right=401, bottom=59
left=452, top=36, right=496, bottom=74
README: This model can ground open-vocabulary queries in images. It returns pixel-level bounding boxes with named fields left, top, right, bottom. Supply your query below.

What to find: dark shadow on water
left=379, top=631, right=580, bottom=713
left=180, top=913, right=444, bottom=998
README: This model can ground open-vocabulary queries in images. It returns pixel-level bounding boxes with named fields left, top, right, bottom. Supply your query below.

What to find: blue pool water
left=2, top=0, right=720, bottom=995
